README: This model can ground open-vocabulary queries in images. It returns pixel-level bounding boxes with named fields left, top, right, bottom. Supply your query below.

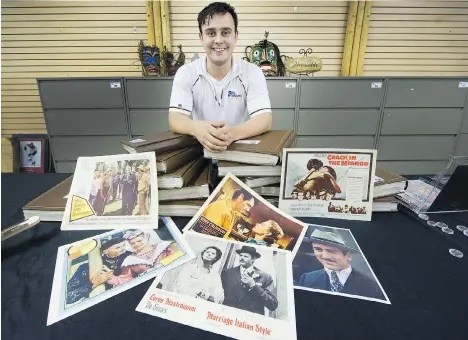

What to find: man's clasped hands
left=192, top=121, right=238, bottom=152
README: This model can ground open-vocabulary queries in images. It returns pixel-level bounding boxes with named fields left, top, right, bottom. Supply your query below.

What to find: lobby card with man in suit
left=47, top=217, right=195, bottom=325
left=293, top=223, right=390, bottom=304
left=182, top=172, right=308, bottom=257
left=136, top=232, right=297, bottom=340
left=279, top=148, right=377, bottom=221
left=61, top=152, right=158, bottom=231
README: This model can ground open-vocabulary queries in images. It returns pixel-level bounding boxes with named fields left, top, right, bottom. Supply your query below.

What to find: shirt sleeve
left=169, top=65, right=194, bottom=116
left=246, top=66, right=272, bottom=117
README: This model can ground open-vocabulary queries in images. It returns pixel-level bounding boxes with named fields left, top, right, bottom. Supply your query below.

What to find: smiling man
left=298, top=229, right=385, bottom=300
left=168, top=2, right=273, bottom=152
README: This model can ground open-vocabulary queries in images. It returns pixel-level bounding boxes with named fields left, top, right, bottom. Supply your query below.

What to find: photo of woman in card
left=172, top=246, right=225, bottom=303
left=121, top=230, right=181, bottom=276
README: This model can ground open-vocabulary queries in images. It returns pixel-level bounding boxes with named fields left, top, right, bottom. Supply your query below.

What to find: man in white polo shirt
left=168, top=2, right=273, bottom=152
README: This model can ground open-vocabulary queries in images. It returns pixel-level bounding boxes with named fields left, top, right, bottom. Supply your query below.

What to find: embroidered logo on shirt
left=228, top=90, right=242, bottom=98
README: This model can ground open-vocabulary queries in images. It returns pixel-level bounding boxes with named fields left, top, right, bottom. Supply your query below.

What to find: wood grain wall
left=364, top=1, right=468, bottom=76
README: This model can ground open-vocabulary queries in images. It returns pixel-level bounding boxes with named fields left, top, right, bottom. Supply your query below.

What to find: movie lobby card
left=47, top=217, right=195, bottom=325
left=136, top=232, right=297, bottom=340
left=293, top=223, right=390, bottom=304
left=279, top=148, right=377, bottom=221
left=182, top=172, right=307, bottom=257
left=61, top=152, right=158, bottom=231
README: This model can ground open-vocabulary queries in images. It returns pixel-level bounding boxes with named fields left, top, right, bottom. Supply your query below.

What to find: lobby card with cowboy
left=279, top=148, right=378, bottom=221
left=136, top=232, right=297, bottom=340
left=293, top=224, right=390, bottom=304
left=61, top=152, right=158, bottom=231
left=47, top=217, right=195, bottom=325
left=182, top=172, right=308, bottom=257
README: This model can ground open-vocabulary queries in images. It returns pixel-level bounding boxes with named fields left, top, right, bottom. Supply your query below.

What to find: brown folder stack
left=156, top=146, right=202, bottom=174
left=371, top=167, right=408, bottom=212
left=120, top=130, right=200, bottom=154
left=207, top=130, right=296, bottom=193
left=22, top=176, right=73, bottom=221
left=23, top=130, right=296, bottom=220
left=374, top=167, right=408, bottom=198
left=204, top=130, right=296, bottom=166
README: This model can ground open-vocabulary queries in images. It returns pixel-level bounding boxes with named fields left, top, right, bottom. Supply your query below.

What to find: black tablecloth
left=2, top=173, right=468, bottom=340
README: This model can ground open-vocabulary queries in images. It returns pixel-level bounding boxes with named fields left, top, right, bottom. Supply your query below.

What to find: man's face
left=298, top=192, right=304, bottom=200
left=312, top=243, right=351, bottom=271
left=239, top=197, right=254, bottom=217
left=239, top=252, right=254, bottom=268
left=199, top=13, right=238, bottom=67
left=103, top=241, right=127, bottom=258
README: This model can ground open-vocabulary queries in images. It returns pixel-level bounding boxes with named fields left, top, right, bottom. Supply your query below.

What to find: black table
left=2, top=173, right=468, bottom=340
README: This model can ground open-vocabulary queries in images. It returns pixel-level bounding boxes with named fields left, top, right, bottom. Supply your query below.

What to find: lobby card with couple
left=279, top=148, right=378, bottom=221
left=47, top=217, right=195, bottom=325
left=182, top=173, right=308, bottom=257
left=136, top=232, right=297, bottom=340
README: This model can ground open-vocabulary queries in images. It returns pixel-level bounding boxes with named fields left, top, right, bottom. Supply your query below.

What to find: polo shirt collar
left=197, top=55, right=241, bottom=79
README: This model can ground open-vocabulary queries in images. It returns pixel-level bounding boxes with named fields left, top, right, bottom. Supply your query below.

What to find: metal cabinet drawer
left=126, top=78, right=173, bottom=108
left=266, top=79, right=297, bottom=108
left=55, top=161, right=77, bottom=174
left=385, top=79, right=468, bottom=108
left=271, top=109, right=294, bottom=130
left=299, top=79, right=384, bottom=108
left=129, top=109, right=170, bottom=135
left=297, top=109, right=379, bottom=136
left=51, top=136, right=128, bottom=161
left=46, top=109, right=128, bottom=136
left=462, top=114, right=468, bottom=133
left=378, top=136, right=455, bottom=160
left=377, top=161, right=447, bottom=176
left=381, top=109, right=463, bottom=135
left=455, top=134, right=468, bottom=156
left=296, top=136, right=375, bottom=149
left=38, top=78, right=124, bottom=109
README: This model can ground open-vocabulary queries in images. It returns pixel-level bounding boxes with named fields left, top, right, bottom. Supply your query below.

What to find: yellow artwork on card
left=160, top=250, right=186, bottom=266
left=67, top=239, right=98, bottom=260
left=70, top=195, right=95, bottom=222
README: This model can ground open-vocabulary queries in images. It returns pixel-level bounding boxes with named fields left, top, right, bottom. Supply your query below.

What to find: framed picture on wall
left=11, top=134, right=51, bottom=173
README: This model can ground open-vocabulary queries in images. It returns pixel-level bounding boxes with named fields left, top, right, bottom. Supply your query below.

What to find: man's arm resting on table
left=168, top=110, right=197, bottom=136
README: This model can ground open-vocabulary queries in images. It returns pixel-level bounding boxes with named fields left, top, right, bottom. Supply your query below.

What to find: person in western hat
left=298, top=229, right=385, bottom=300
left=221, top=245, right=278, bottom=315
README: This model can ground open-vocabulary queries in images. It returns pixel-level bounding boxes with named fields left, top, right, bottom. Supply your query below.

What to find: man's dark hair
left=232, top=188, right=253, bottom=202
left=306, top=158, right=323, bottom=171
left=197, top=2, right=238, bottom=34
